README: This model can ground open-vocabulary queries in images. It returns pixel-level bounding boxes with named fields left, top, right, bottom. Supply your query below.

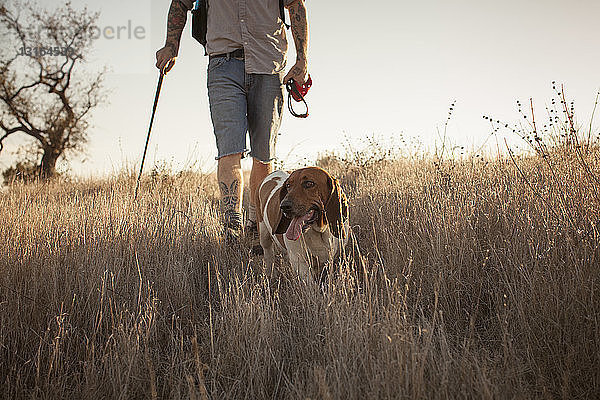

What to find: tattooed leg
left=220, top=180, right=240, bottom=211
left=217, top=153, right=244, bottom=229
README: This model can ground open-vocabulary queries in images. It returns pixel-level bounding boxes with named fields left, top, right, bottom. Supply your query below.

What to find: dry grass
left=1, top=143, right=600, bottom=399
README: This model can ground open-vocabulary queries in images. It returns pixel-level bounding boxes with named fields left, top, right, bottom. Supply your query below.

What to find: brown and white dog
left=256, top=167, right=350, bottom=279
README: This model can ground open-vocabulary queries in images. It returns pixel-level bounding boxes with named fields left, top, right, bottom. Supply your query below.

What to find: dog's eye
left=302, top=181, right=315, bottom=189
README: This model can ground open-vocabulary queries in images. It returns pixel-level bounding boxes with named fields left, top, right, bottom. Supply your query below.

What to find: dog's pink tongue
left=285, top=210, right=314, bottom=241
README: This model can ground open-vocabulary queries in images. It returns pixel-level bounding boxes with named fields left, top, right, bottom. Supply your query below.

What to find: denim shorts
left=207, top=56, right=284, bottom=163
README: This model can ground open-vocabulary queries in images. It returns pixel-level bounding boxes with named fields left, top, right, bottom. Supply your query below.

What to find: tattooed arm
left=283, top=0, right=309, bottom=85
left=155, top=0, right=191, bottom=72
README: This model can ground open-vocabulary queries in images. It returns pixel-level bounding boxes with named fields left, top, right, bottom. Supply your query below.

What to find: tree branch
left=0, top=121, right=35, bottom=152
left=8, top=79, right=41, bottom=102
left=0, top=87, right=36, bottom=133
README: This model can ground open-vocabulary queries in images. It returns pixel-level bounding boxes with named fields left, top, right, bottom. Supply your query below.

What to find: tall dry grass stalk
left=1, top=141, right=599, bottom=398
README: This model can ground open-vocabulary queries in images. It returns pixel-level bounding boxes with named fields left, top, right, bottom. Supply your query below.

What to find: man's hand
left=156, top=45, right=176, bottom=73
left=283, top=59, right=308, bottom=85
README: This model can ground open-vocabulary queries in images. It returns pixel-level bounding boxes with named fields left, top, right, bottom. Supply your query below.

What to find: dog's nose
left=280, top=200, right=293, bottom=214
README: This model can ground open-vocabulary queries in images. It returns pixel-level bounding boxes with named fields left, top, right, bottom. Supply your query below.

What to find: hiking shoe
left=245, top=220, right=264, bottom=256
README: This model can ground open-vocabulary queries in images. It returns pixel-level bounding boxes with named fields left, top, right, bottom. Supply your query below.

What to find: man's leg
left=246, top=73, right=283, bottom=254
left=243, top=158, right=272, bottom=254
left=246, top=72, right=284, bottom=253
left=248, top=157, right=272, bottom=223
left=217, top=153, right=244, bottom=239
left=207, top=56, right=248, bottom=242
left=246, top=72, right=284, bottom=219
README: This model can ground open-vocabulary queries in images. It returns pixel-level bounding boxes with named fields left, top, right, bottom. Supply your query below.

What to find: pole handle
left=162, top=58, right=176, bottom=76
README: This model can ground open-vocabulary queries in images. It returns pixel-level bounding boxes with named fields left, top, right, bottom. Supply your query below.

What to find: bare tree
left=0, top=1, right=106, bottom=179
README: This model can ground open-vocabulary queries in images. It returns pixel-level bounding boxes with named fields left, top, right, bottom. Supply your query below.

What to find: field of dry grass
left=1, top=139, right=600, bottom=398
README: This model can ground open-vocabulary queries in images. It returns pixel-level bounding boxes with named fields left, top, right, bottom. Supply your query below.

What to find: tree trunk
left=39, top=147, right=61, bottom=179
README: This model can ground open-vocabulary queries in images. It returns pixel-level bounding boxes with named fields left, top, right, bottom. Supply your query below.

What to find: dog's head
left=275, top=167, right=348, bottom=240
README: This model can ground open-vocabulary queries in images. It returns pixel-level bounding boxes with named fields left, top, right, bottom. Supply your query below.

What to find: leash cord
left=286, top=81, right=309, bottom=118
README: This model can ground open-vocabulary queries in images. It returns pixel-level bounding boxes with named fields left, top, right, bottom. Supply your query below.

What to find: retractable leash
left=134, top=59, right=175, bottom=200
left=286, top=75, right=312, bottom=118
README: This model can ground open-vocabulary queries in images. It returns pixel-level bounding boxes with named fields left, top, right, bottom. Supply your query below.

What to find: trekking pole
left=134, top=59, right=175, bottom=200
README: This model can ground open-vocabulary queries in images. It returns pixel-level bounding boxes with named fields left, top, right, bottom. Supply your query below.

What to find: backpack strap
left=191, top=0, right=208, bottom=55
left=279, top=0, right=290, bottom=29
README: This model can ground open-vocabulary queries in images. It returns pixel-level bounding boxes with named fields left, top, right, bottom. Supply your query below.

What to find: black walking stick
left=134, top=59, right=175, bottom=200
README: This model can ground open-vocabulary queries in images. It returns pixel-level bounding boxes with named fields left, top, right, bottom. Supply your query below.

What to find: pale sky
left=1, top=0, right=599, bottom=176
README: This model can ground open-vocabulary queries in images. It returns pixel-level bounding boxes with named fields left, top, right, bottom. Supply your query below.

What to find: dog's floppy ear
left=325, top=175, right=348, bottom=238
left=274, top=180, right=292, bottom=234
